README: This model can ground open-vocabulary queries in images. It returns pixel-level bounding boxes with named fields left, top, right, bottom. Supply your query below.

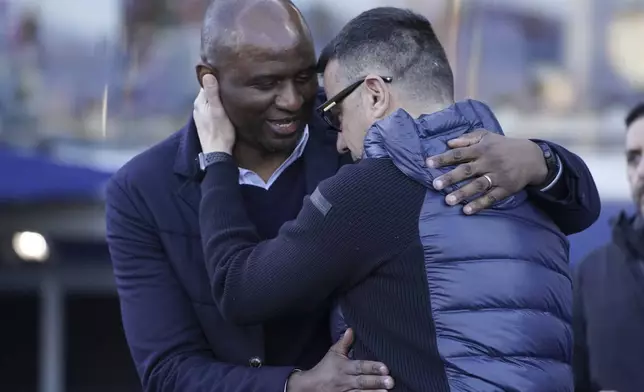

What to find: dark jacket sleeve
left=527, top=141, right=601, bottom=235
left=572, top=259, right=601, bottom=392
left=106, top=177, right=294, bottom=392
left=199, top=157, right=412, bottom=325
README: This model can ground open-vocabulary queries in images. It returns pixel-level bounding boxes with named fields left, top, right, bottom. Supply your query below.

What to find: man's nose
left=336, top=133, right=349, bottom=154
left=275, top=82, right=304, bottom=112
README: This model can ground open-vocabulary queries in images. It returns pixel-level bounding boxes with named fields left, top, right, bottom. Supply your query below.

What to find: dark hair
left=318, top=7, right=454, bottom=102
left=626, top=103, right=644, bottom=128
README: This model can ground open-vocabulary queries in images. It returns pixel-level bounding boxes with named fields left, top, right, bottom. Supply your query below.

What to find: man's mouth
left=266, top=118, right=300, bottom=136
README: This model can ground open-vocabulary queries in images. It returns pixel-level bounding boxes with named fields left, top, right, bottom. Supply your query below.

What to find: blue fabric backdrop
left=0, top=147, right=112, bottom=203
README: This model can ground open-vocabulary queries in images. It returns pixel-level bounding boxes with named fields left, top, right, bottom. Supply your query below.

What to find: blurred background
left=0, top=0, right=641, bottom=391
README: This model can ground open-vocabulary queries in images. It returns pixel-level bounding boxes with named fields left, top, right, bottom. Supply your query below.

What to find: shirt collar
left=238, top=126, right=310, bottom=189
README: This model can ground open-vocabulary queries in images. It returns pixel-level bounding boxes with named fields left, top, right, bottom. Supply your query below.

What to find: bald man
left=106, top=1, right=600, bottom=391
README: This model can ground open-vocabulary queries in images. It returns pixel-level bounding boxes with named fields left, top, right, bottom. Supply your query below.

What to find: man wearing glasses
left=195, top=6, right=575, bottom=392
left=108, top=1, right=596, bottom=391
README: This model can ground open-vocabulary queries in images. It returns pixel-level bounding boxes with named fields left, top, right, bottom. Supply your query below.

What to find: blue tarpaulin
left=0, top=147, right=112, bottom=203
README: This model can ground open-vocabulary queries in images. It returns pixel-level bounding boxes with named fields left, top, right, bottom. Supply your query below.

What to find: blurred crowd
left=0, top=0, right=642, bottom=149
left=0, top=0, right=210, bottom=147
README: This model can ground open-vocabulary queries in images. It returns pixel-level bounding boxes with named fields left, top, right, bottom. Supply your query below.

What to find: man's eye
left=295, top=73, right=315, bottom=84
left=628, top=152, right=641, bottom=165
left=253, top=80, right=278, bottom=90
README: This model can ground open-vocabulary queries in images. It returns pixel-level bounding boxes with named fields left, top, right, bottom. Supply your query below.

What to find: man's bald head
left=200, top=0, right=312, bottom=66
left=195, top=0, right=318, bottom=159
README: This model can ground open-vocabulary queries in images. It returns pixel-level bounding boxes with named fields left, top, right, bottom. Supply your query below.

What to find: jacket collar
left=172, top=114, right=340, bottom=213
left=173, top=117, right=202, bottom=215
left=363, top=99, right=525, bottom=208
left=173, top=116, right=200, bottom=179
left=613, top=212, right=644, bottom=260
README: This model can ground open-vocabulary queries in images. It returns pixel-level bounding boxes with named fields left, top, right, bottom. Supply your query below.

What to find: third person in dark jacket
left=573, top=103, right=644, bottom=392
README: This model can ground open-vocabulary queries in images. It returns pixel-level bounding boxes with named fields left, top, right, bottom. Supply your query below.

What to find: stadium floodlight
left=12, top=231, right=50, bottom=262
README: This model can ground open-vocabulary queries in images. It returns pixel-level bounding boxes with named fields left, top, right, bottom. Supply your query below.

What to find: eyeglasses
left=316, top=76, right=393, bottom=132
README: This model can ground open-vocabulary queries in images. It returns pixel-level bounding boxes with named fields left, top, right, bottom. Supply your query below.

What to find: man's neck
left=402, top=101, right=453, bottom=119
left=233, top=142, right=292, bottom=182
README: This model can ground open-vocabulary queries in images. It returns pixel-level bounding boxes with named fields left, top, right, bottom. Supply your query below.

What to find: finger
left=346, top=375, right=395, bottom=390
left=330, top=328, right=354, bottom=356
left=463, top=186, right=508, bottom=215
left=202, top=73, right=217, bottom=88
left=202, top=74, right=222, bottom=104
left=433, top=161, right=479, bottom=191
left=446, top=129, right=487, bottom=148
left=444, top=173, right=493, bottom=206
left=345, top=359, right=389, bottom=376
left=426, top=145, right=479, bottom=169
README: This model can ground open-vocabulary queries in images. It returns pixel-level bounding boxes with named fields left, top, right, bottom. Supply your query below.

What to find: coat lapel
left=173, top=118, right=202, bottom=215
left=173, top=118, right=266, bottom=349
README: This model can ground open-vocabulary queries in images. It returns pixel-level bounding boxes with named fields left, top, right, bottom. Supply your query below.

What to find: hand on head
left=193, top=74, right=236, bottom=154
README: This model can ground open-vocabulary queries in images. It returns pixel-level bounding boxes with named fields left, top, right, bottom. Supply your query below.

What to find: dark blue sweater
left=201, top=155, right=441, bottom=391
left=238, top=158, right=332, bottom=365
left=240, top=158, right=306, bottom=240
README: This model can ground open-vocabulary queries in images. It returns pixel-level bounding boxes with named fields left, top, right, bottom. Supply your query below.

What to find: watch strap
left=197, top=152, right=233, bottom=171
left=534, top=141, right=559, bottom=186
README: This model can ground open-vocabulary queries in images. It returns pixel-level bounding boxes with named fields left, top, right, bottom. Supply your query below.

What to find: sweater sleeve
left=199, top=155, right=416, bottom=325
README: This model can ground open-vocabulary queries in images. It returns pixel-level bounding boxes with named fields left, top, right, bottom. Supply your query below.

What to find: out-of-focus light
left=607, top=11, right=644, bottom=88
left=12, top=231, right=49, bottom=262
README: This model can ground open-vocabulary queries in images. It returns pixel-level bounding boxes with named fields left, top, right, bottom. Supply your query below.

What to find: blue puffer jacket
left=332, top=99, right=573, bottom=391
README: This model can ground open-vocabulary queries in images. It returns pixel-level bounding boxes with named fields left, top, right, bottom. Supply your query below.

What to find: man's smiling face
left=198, top=0, right=318, bottom=154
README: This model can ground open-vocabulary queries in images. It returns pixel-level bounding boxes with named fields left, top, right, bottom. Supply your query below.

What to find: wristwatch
left=197, top=151, right=232, bottom=171
left=534, top=141, right=560, bottom=187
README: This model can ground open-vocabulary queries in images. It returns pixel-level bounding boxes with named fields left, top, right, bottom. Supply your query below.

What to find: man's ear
left=196, top=64, right=216, bottom=88
left=363, top=74, right=390, bottom=118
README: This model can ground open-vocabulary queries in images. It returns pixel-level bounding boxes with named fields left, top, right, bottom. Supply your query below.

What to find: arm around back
left=106, top=176, right=294, bottom=392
